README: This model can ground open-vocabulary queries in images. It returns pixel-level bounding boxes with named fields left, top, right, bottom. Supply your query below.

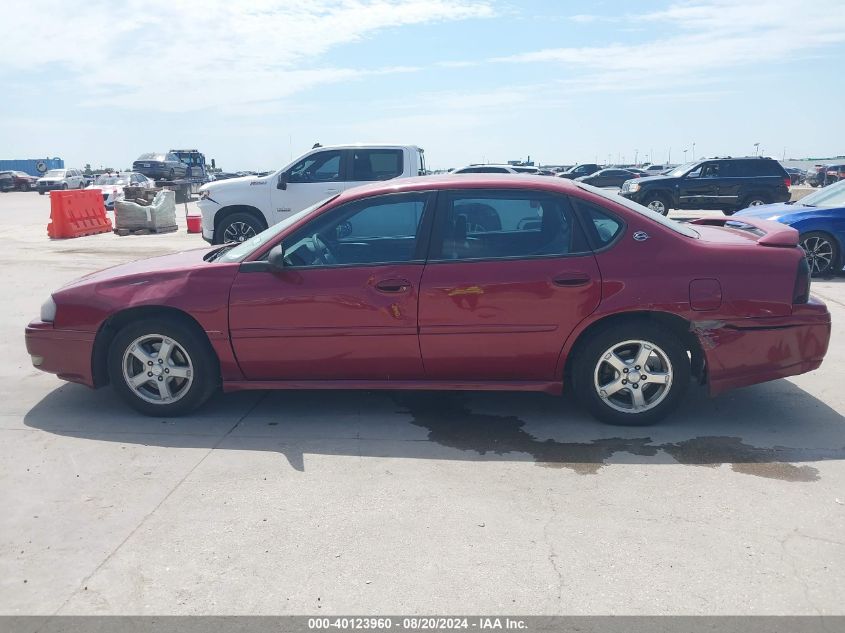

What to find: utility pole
left=691, top=141, right=696, bottom=160
left=754, top=142, right=760, bottom=157
left=668, top=148, right=671, bottom=164
left=634, top=149, right=638, bottom=165
left=683, top=149, right=688, bottom=162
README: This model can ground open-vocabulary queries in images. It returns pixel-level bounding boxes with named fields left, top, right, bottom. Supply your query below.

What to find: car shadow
left=23, top=379, right=845, bottom=482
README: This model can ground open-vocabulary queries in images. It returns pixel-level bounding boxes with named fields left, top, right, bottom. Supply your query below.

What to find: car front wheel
left=641, top=193, right=670, bottom=216
left=572, top=321, right=690, bottom=425
left=215, top=212, right=264, bottom=244
left=107, top=317, right=218, bottom=416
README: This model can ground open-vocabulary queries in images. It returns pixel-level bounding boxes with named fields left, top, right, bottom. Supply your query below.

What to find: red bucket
left=186, top=215, right=202, bottom=233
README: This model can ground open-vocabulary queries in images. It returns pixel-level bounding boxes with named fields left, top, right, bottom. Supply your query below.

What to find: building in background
left=0, top=158, right=64, bottom=177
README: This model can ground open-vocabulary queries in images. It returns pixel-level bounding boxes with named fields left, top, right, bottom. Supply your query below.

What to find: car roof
left=332, top=173, right=582, bottom=203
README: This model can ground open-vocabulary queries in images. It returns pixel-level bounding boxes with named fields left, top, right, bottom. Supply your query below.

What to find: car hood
left=88, top=185, right=122, bottom=193
left=203, top=174, right=264, bottom=191
left=733, top=202, right=795, bottom=221
left=58, top=247, right=220, bottom=292
left=631, top=174, right=676, bottom=185
left=37, top=178, right=61, bottom=183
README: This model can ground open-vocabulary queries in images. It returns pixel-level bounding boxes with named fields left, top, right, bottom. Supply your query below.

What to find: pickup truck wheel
left=642, top=193, right=670, bottom=216
left=572, top=321, right=690, bottom=426
left=216, top=212, right=264, bottom=244
left=108, top=317, right=218, bottom=416
left=800, top=231, right=839, bottom=277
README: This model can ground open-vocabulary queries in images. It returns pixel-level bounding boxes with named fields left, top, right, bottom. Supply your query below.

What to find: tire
left=800, top=231, right=840, bottom=277
left=215, top=211, right=265, bottom=244
left=39, top=190, right=45, bottom=195
left=741, top=192, right=770, bottom=208
left=169, top=168, right=175, bottom=179
left=107, top=317, right=219, bottom=416
left=641, top=193, right=671, bottom=216
left=571, top=320, right=690, bottom=426
left=61, top=183, right=68, bottom=190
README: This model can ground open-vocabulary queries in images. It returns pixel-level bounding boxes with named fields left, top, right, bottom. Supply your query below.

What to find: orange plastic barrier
left=47, top=190, right=113, bottom=239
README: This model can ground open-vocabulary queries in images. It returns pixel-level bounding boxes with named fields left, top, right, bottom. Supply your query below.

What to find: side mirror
left=277, top=174, right=288, bottom=190
left=267, top=244, right=286, bottom=270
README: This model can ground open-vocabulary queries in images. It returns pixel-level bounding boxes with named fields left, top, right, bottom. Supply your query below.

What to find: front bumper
left=25, top=320, right=96, bottom=387
left=697, top=297, right=831, bottom=396
left=36, top=182, right=64, bottom=192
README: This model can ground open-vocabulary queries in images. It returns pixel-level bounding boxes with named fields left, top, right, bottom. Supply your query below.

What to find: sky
left=2, top=0, right=844, bottom=171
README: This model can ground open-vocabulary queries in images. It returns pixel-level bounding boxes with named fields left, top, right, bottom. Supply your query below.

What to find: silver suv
left=36, top=168, right=85, bottom=194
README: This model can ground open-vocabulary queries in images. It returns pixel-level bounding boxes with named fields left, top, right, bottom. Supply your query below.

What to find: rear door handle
left=553, top=274, right=591, bottom=287
left=375, top=279, right=411, bottom=293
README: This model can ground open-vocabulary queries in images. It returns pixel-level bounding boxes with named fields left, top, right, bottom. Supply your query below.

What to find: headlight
left=199, top=188, right=211, bottom=200
left=40, top=296, right=57, bottom=323
left=626, top=182, right=640, bottom=193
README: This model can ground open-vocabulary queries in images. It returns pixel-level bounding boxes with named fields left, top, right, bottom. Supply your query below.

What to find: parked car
left=806, top=165, right=829, bottom=187
left=784, top=167, right=806, bottom=185
left=824, top=164, right=845, bottom=186
left=0, top=170, right=38, bottom=192
left=558, top=164, right=602, bottom=179
left=198, top=144, right=426, bottom=244
left=35, top=168, right=85, bottom=194
left=26, top=175, right=829, bottom=426
left=86, top=172, right=155, bottom=209
left=576, top=168, right=642, bottom=188
left=735, top=178, right=845, bottom=276
left=132, top=152, right=189, bottom=181
left=619, top=157, right=791, bottom=215
left=454, top=165, right=518, bottom=174
left=642, top=164, right=666, bottom=175
left=624, top=168, right=651, bottom=177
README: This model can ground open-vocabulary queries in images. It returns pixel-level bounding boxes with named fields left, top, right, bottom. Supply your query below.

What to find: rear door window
left=351, top=149, right=403, bottom=181
left=432, top=190, right=588, bottom=261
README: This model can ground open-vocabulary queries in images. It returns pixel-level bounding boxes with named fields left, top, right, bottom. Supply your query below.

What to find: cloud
left=0, top=0, right=493, bottom=112
left=495, top=0, right=845, bottom=88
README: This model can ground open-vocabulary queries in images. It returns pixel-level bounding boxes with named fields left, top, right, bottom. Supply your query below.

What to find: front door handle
left=325, top=188, right=340, bottom=193
left=553, top=274, right=591, bottom=287
left=375, top=279, right=411, bottom=293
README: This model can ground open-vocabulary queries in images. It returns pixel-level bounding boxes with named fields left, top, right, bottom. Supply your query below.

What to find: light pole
left=683, top=148, right=688, bottom=162
left=634, top=149, right=638, bottom=165
left=691, top=142, right=696, bottom=160
left=754, top=142, right=760, bottom=157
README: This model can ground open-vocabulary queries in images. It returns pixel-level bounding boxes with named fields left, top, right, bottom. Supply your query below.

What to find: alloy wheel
left=122, top=334, right=194, bottom=405
left=593, top=339, right=673, bottom=414
left=748, top=199, right=766, bottom=206
left=801, top=236, right=834, bottom=275
left=223, top=221, right=257, bottom=243
left=647, top=200, right=666, bottom=215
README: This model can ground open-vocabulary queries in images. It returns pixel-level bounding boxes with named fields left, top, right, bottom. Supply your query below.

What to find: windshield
left=798, top=178, right=845, bottom=208
left=137, top=153, right=163, bottom=161
left=666, top=162, right=698, bottom=177
left=94, top=174, right=129, bottom=185
left=217, top=196, right=339, bottom=263
left=576, top=182, right=700, bottom=238
left=43, top=170, right=65, bottom=178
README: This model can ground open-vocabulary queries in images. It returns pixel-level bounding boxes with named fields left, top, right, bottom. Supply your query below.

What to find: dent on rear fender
left=690, top=320, right=727, bottom=351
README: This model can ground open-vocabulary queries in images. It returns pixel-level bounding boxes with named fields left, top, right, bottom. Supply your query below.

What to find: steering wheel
left=310, top=233, right=336, bottom=265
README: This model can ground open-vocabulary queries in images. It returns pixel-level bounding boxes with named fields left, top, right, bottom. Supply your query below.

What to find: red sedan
left=25, top=176, right=831, bottom=425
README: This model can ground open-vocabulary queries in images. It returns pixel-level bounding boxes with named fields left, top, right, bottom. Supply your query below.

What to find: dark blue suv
left=618, top=157, right=791, bottom=215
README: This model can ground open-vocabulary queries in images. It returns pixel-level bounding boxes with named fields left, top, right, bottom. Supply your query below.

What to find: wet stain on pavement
left=396, top=394, right=841, bottom=481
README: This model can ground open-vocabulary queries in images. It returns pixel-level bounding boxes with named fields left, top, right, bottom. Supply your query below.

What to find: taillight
left=793, top=255, right=811, bottom=304
left=784, top=176, right=791, bottom=188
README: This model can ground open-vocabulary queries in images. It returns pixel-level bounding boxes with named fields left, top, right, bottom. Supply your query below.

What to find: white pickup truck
left=198, top=144, right=426, bottom=244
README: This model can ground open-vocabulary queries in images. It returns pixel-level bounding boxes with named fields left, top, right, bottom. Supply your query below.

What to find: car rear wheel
left=800, top=231, right=839, bottom=277
left=572, top=321, right=690, bottom=426
left=642, top=193, right=670, bottom=216
left=742, top=193, right=770, bottom=208
left=107, top=317, right=218, bottom=416
left=168, top=168, right=175, bottom=179
left=61, top=183, right=68, bottom=190
left=216, top=212, right=264, bottom=244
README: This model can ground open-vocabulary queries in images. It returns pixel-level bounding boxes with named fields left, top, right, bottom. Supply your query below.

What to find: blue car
left=735, top=179, right=845, bottom=276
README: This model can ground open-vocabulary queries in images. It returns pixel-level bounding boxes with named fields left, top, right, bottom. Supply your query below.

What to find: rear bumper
left=697, top=297, right=831, bottom=396
left=25, top=320, right=96, bottom=387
